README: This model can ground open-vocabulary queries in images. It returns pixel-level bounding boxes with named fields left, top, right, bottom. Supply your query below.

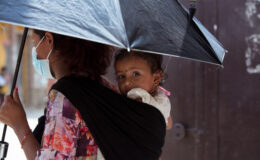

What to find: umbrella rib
left=131, top=48, right=224, bottom=67
left=116, top=0, right=130, bottom=51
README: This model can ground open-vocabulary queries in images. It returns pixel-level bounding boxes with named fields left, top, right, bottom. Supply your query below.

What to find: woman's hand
left=0, top=88, right=40, bottom=159
left=0, top=88, right=28, bottom=131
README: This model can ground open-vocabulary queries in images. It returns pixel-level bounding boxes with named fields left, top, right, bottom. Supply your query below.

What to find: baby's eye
left=133, top=72, right=140, bottom=77
left=117, top=75, right=125, bottom=80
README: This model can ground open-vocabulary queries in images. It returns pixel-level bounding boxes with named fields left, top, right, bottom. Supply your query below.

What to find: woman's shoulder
left=48, top=89, right=59, bottom=102
left=47, top=89, right=81, bottom=120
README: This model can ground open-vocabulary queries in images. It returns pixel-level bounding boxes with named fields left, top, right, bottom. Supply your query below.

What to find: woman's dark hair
left=33, top=29, right=112, bottom=79
left=114, top=49, right=163, bottom=73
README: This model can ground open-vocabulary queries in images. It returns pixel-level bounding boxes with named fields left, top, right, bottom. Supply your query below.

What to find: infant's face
left=115, top=56, right=158, bottom=96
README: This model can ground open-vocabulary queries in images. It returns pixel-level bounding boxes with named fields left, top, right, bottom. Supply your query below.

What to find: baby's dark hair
left=114, top=49, right=163, bottom=73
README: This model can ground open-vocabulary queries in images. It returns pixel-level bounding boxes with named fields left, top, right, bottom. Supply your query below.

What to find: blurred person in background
left=0, top=66, right=10, bottom=105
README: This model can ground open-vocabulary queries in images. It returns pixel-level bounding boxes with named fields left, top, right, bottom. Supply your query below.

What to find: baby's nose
left=123, top=78, right=133, bottom=92
left=124, top=78, right=132, bottom=86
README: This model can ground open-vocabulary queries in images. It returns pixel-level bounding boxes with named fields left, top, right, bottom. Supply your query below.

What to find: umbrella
left=0, top=0, right=226, bottom=65
left=0, top=0, right=227, bottom=159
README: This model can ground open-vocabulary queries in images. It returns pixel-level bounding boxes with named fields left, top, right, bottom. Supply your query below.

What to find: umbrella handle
left=0, top=142, right=8, bottom=160
left=0, top=27, right=28, bottom=159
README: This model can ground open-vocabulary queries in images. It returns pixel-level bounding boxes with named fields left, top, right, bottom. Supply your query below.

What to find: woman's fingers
left=0, top=96, right=12, bottom=110
left=13, top=88, right=22, bottom=105
left=0, top=96, right=12, bottom=126
left=0, top=92, right=27, bottom=129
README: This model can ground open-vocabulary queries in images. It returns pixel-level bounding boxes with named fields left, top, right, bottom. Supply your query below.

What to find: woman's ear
left=44, top=32, right=54, bottom=50
left=153, top=70, right=163, bottom=86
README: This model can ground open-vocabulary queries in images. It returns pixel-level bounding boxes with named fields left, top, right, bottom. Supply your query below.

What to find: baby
left=97, top=50, right=172, bottom=160
left=114, top=50, right=172, bottom=127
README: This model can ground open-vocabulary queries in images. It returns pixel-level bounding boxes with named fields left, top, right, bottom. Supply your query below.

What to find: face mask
left=32, top=36, right=54, bottom=79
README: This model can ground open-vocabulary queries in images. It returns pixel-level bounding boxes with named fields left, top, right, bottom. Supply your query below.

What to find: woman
left=0, top=29, right=165, bottom=160
left=0, top=29, right=114, bottom=159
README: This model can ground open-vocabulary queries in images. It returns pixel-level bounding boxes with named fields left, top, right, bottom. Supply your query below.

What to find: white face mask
left=32, top=36, right=54, bottom=79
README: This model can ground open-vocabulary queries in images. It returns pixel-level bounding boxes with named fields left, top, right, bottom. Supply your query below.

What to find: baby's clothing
left=97, top=149, right=105, bottom=160
left=127, top=87, right=171, bottom=124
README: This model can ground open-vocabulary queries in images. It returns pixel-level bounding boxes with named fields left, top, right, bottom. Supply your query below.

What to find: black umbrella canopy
left=0, top=0, right=226, bottom=65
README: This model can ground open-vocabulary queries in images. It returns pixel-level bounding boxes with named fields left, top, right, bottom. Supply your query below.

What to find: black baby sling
left=33, top=75, right=166, bottom=160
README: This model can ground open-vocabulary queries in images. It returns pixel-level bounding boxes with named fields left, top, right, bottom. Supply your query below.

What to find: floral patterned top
left=35, top=77, right=117, bottom=160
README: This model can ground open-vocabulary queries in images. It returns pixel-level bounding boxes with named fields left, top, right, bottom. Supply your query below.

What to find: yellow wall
left=0, top=28, right=7, bottom=69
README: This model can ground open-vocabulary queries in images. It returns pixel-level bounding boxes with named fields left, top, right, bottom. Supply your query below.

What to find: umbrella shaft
left=1, top=27, right=28, bottom=142
left=10, top=28, right=29, bottom=98
left=1, top=126, right=7, bottom=142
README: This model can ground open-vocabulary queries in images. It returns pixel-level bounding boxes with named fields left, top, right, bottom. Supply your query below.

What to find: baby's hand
left=166, top=117, right=173, bottom=130
left=127, top=88, right=151, bottom=103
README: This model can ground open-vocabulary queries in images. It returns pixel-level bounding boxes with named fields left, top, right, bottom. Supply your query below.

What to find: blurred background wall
left=160, top=0, right=260, bottom=160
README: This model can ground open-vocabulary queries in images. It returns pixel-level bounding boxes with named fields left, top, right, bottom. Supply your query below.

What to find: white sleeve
left=127, top=88, right=170, bottom=124
left=153, top=92, right=171, bottom=124
left=97, top=148, right=106, bottom=160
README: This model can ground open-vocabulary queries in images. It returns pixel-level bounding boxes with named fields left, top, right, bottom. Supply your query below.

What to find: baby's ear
left=153, top=70, right=163, bottom=86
